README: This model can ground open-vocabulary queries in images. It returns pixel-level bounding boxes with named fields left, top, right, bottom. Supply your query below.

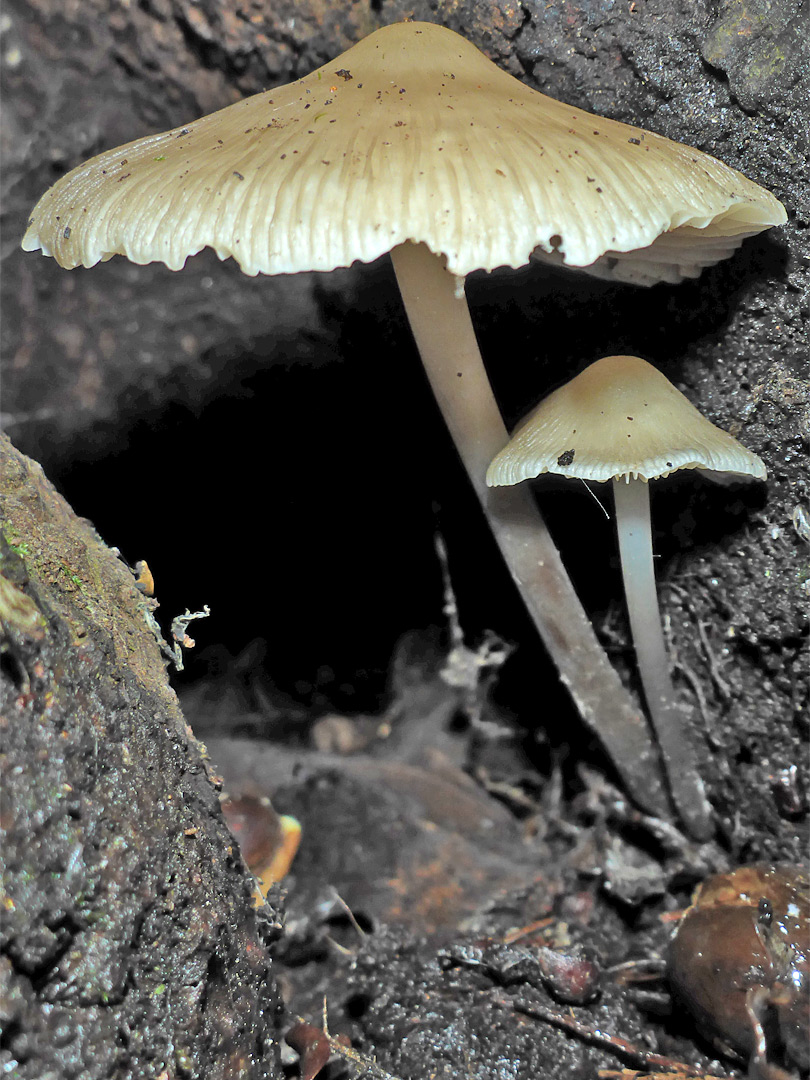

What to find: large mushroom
left=487, top=355, right=767, bottom=838
left=21, top=21, right=785, bottom=815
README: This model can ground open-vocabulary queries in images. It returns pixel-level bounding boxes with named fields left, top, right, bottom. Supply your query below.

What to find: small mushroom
left=21, top=23, right=785, bottom=814
left=487, top=355, right=766, bottom=839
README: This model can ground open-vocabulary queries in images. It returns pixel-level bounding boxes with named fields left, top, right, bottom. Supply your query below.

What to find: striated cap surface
left=22, top=22, right=786, bottom=283
left=487, top=355, right=767, bottom=485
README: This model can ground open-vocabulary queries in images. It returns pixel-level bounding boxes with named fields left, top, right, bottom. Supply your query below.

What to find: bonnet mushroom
left=487, top=355, right=767, bottom=839
left=21, top=21, right=785, bottom=816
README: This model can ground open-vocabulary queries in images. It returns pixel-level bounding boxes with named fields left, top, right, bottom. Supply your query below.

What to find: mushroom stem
left=611, top=476, right=713, bottom=839
left=390, top=240, right=667, bottom=816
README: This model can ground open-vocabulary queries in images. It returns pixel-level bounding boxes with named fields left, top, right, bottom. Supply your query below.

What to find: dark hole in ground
left=322, top=910, right=376, bottom=950
left=43, top=255, right=770, bottom=782
left=344, top=992, right=373, bottom=1020
left=0, top=650, right=28, bottom=693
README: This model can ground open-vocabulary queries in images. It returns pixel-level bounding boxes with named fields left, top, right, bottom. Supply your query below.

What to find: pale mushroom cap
left=22, top=23, right=786, bottom=284
left=486, top=355, right=767, bottom=485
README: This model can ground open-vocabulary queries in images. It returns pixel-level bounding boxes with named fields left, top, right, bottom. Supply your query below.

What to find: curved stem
left=390, top=240, right=667, bottom=816
left=612, top=477, right=713, bottom=839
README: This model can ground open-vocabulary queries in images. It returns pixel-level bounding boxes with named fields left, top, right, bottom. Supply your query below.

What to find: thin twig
left=672, top=657, right=718, bottom=749
left=491, top=992, right=717, bottom=1077
left=316, top=999, right=406, bottom=1080
left=695, top=620, right=732, bottom=702
left=329, top=886, right=368, bottom=939
left=434, top=532, right=512, bottom=733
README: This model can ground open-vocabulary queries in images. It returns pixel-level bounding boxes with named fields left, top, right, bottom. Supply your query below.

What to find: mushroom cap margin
left=22, top=22, right=787, bottom=286
left=486, top=355, right=767, bottom=486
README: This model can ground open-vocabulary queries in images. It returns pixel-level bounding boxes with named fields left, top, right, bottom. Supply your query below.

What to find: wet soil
left=0, top=436, right=283, bottom=1079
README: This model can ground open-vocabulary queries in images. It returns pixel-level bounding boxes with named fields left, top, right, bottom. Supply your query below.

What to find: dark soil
left=1, top=1, right=808, bottom=1078
left=0, top=436, right=283, bottom=1079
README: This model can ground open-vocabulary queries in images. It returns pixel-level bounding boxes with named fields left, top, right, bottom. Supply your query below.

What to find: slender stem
left=389, top=240, right=667, bottom=816
left=612, top=477, right=713, bottom=839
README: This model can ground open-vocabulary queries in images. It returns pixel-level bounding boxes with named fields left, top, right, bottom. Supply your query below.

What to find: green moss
left=54, top=563, right=82, bottom=586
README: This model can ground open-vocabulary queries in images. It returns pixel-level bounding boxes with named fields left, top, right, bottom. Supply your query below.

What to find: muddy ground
left=1, top=1, right=808, bottom=1078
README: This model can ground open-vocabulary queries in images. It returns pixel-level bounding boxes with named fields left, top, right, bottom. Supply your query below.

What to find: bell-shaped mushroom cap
left=487, top=355, right=767, bottom=485
left=22, top=22, right=785, bottom=285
